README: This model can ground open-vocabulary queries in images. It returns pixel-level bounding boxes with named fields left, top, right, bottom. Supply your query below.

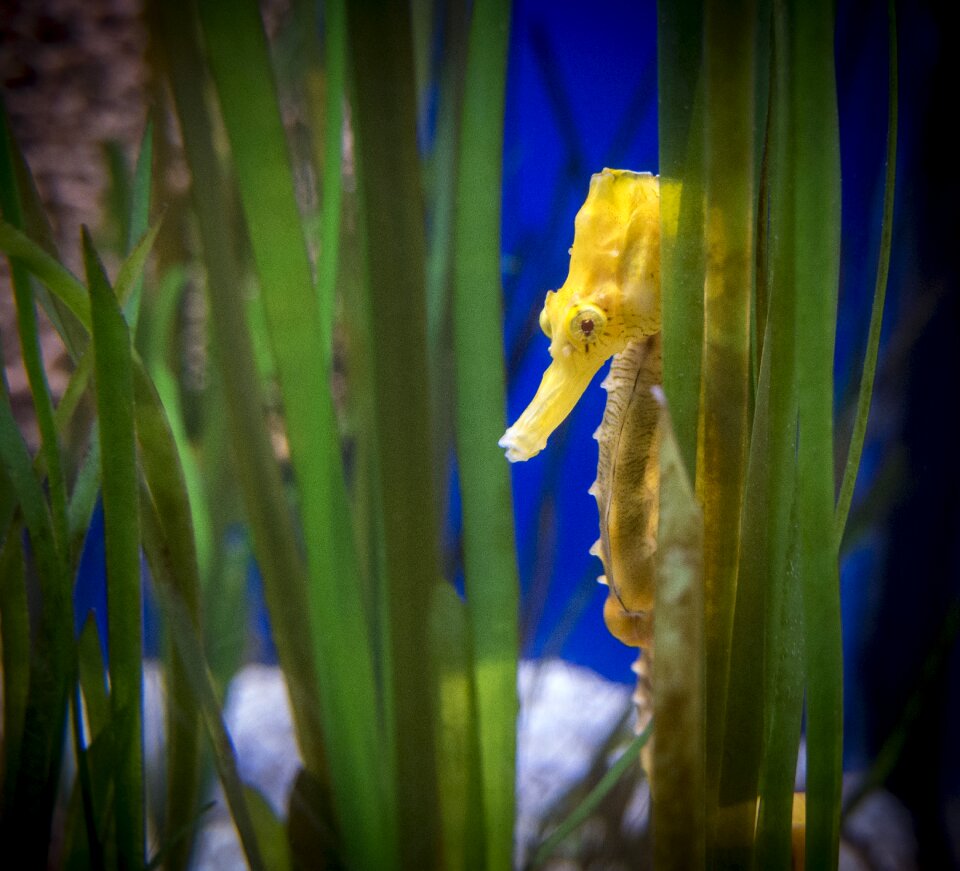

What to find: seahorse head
left=500, top=169, right=661, bottom=462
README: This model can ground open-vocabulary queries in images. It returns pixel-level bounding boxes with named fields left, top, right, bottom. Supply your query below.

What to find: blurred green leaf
left=699, top=2, right=757, bottom=832
left=245, top=786, right=292, bottom=871
left=0, top=358, right=72, bottom=860
left=346, top=0, right=454, bottom=864
left=66, top=424, right=101, bottom=560
left=115, top=219, right=163, bottom=323
left=85, top=227, right=145, bottom=867
left=0, top=99, right=69, bottom=558
left=63, top=714, right=118, bottom=871
left=148, top=558, right=267, bottom=871
left=286, top=767, right=343, bottom=871
left=144, top=801, right=216, bottom=871
left=754, top=493, right=804, bottom=869
left=0, top=220, right=90, bottom=329
left=0, top=533, right=29, bottom=810
left=123, top=122, right=153, bottom=329
left=657, top=0, right=705, bottom=477
left=77, top=614, right=110, bottom=740
left=451, top=2, right=520, bottom=869
left=151, top=0, right=330, bottom=790
left=198, top=0, right=392, bottom=865
left=0, top=98, right=86, bottom=358
left=748, top=9, right=806, bottom=863
left=316, top=0, right=346, bottom=366
left=834, top=0, right=898, bottom=546
left=132, top=358, right=204, bottom=870
left=652, top=395, right=705, bottom=870
left=785, top=0, right=844, bottom=863
left=431, top=583, right=486, bottom=871
left=532, top=724, right=652, bottom=868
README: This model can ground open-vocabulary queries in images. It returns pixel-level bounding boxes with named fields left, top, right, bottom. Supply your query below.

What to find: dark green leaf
left=85, top=227, right=145, bottom=866
left=198, top=0, right=393, bottom=865
left=451, top=2, right=519, bottom=868
left=652, top=395, right=705, bottom=870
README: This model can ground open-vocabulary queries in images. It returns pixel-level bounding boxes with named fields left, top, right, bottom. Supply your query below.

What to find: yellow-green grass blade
left=657, top=0, right=705, bottom=476
left=0, top=216, right=161, bottom=529
left=64, top=708, right=118, bottom=869
left=67, top=424, right=101, bottom=563
left=425, top=0, right=469, bottom=491
left=431, top=583, right=486, bottom=871
left=346, top=1, right=454, bottom=865
left=64, top=624, right=106, bottom=868
left=834, top=0, right=898, bottom=546
left=452, top=1, right=519, bottom=869
left=781, top=0, right=844, bottom=864
left=718, top=312, right=775, bottom=863
left=652, top=393, right=706, bottom=869
left=144, top=802, right=216, bottom=871
left=71, top=616, right=115, bottom=868
left=1, top=98, right=87, bottom=360
left=243, top=785, right=292, bottom=871
left=532, top=724, right=653, bottom=868
left=143, top=268, right=214, bottom=593
left=0, top=100, right=68, bottom=558
left=196, top=0, right=393, bottom=866
left=700, top=1, right=758, bottom=836
left=77, top=613, right=110, bottom=740
left=0, top=213, right=160, bottom=338
left=68, top=684, right=107, bottom=869
left=0, top=216, right=162, bottom=526
left=115, top=221, right=163, bottom=326
left=123, top=122, right=153, bottom=330
left=719, top=33, right=802, bottom=852
left=143, top=515, right=267, bottom=871
left=0, top=220, right=90, bottom=329
left=750, top=8, right=812, bottom=863
left=192, top=375, right=247, bottom=692
left=132, top=360, right=204, bottom=871
left=150, top=0, right=329, bottom=789
left=85, top=228, right=145, bottom=867
left=753, top=493, right=804, bottom=870
left=317, top=0, right=345, bottom=366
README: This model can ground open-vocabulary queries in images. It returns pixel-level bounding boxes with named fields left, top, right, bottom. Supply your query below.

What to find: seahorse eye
left=566, top=304, right=606, bottom=345
left=539, top=306, right=553, bottom=338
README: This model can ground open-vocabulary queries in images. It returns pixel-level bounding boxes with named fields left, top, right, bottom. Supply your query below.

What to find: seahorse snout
left=499, top=355, right=603, bottom=462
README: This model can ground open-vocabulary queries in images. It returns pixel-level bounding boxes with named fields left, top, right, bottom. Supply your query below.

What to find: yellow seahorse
left=502, top=170, right=808, bottom=856
left=500, top=167, right=662, bottom=740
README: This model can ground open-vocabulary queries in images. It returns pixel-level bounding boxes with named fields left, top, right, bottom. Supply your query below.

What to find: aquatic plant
left=0, top=0, right=898, bottom=869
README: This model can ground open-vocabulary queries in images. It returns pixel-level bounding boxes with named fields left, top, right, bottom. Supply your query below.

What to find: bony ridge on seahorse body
left=499, top=168, right=662, bottom=742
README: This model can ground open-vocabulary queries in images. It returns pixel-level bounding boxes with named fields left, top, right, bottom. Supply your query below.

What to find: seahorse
left=502, top=173, right=812, bottom=859
left=500, top=168, right=662, bottom=745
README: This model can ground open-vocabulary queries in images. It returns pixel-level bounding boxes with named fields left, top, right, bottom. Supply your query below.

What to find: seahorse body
left=592, top=334, right=661, bottom=747
left=591, top=333, right=661, bottom=653
left=500, top=168, right=662, bottom=739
